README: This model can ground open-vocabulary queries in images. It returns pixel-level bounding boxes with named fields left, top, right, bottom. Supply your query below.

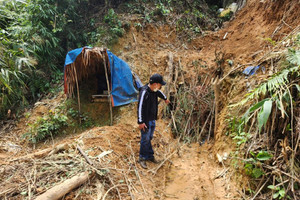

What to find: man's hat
left=149, top=73, right=166, bottom=85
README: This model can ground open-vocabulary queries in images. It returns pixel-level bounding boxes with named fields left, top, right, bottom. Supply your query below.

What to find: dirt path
left=165, top=143, right=236, bottom=200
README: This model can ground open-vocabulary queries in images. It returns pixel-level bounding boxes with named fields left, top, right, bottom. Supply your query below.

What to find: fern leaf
left=258, top=100, right=272, bottom=132
left=232, top=66, right=299, bottom=107
left=287, top=49, right=300, bottom=66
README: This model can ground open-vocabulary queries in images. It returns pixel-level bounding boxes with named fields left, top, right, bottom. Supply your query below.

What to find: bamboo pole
left=103, top=50, right=113, bottom=126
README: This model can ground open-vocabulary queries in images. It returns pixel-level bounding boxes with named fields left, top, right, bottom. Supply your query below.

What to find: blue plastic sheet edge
left=64, top=46, right=92, bottom=67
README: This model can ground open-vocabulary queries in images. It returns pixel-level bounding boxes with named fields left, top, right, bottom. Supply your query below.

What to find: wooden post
left=164, top=52, right=174, bottom=116
left=213, top=79, right=220, bottom=141
left=73, top=64, right=81, bottom=124
left=103, top=50, right=113, bottom=126
left=165, top=52, right=174, bottom=100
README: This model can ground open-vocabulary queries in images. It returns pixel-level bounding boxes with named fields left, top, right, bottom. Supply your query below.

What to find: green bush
left=24, top=109, right=68, bottom=143
left=243, top=151, right=273, bottom=178
left=155, top=0, right=172, bottom=16
left=23, top=102, right=98, bottom=143
left=67, top=107, right=95, bottom=129
left=91, top=8, right=125, bottom=46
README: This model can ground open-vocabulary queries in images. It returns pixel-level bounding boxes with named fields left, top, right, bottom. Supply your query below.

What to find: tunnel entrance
left=163, top=54, right=215, bottom=144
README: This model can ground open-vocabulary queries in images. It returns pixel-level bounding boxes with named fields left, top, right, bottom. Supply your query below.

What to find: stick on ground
left=77, top=145, right=94, bottom=166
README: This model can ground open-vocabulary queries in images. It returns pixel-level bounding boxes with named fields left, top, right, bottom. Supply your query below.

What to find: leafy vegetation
left=24, top=109, right=68, bottom=143
left=244, top=151, right=273, bottom=179
left=24, top=102, right=96, bottom=144
left=0, top=0, right=88, bottom=119
left=90, top=8, right=125, bottom=46
left=268, top=185, right=289, bottom=200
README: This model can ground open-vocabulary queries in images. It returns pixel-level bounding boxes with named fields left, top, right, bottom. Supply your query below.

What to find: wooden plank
left=91, top=98, right=108, bottom=103
left=92, top=95, right=110, bottom=98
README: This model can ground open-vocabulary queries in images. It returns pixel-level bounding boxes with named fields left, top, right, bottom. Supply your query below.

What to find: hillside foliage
left=0, top=0, right=89, bottom=119
left=229, top=33, right=300, bottom=199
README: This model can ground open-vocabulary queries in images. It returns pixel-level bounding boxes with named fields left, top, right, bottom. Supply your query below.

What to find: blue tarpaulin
left=64, top=47, right=138, bottom=107
left=107, top=50, right=138, bottom=106
left=243, top=65, right=265, bottom=76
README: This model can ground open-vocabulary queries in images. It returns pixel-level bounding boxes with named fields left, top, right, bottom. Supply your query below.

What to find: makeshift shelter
left=64, top=47, right=140, bottom=125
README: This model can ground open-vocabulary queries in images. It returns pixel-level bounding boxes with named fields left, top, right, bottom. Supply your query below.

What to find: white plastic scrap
left=97, top=150, right=113, bottom=161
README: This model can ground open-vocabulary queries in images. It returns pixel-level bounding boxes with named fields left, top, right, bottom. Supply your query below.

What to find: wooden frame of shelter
left=64, top=47, right=113, bottom=125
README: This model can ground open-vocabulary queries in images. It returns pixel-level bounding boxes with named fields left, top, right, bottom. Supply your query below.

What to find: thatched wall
left=64, top=47, right=110, bottom=97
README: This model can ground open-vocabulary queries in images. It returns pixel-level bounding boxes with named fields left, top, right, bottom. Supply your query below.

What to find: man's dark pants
left=139, top=120, right=156, bottom=160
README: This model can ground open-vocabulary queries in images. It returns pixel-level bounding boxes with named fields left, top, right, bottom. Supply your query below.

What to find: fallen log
left=35, top=171, right=93, bottom=200
left=9, top=143, right=69, bottom=162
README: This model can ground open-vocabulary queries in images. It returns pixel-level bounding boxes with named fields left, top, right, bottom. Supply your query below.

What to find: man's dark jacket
left=137, top=84, right=167, bottom=126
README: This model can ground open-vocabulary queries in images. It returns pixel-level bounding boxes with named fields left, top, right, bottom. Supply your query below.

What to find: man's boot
left=138, top=158, right=147, bottom=169
left=149, top=157, right=160, bottom=164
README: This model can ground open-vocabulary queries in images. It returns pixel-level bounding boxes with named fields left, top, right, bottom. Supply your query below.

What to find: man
left=137, top=73, right=170, bottom=169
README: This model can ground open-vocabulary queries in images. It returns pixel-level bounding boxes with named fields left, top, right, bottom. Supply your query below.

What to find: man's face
left=156, top=83, right=162, bottom=90
left=152, top=83, right=162, bottom=92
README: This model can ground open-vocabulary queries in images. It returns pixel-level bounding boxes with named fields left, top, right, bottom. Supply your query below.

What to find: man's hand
left=139, top=123, right=147, bottom=131
left=165, top=99, right=170, bottom=104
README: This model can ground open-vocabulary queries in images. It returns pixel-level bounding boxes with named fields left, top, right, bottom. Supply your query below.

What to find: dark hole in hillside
left=71, top=62, right=112, bottom=126
left=165, top=81, right=215, bottom=144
